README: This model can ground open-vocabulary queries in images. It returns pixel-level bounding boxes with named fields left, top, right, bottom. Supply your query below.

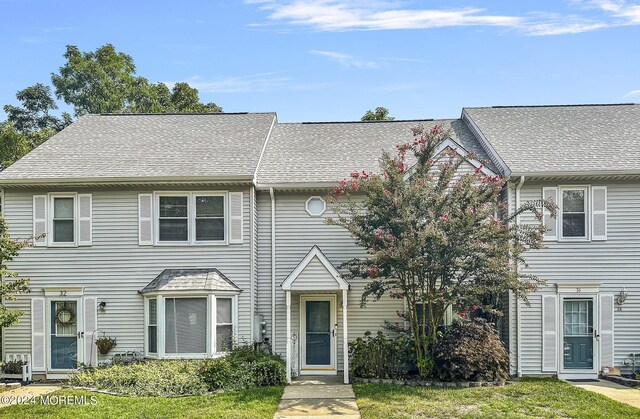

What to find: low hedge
left=70, top=346, right=286, bottom=396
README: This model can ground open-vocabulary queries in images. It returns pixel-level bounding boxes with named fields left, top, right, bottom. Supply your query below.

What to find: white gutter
left=515, top=175, right=525, bottom=378
left=270, top=187, right=276, bottom=348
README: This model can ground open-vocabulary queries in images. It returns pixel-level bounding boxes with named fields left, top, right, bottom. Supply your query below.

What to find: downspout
left=515, top=176, right=525, bottom=378
left=270, top=187, right=276, bottom=348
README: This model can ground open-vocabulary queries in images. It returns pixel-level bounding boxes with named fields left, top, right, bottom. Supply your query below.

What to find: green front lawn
left=354, top=378, right=640, bottom=418
left=1, top=386, right=283, bottom=419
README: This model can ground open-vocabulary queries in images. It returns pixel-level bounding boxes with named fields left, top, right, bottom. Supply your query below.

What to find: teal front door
left=50, top=300, right=79, bottom=370
left=563, top=299, right=594, bottom=370
left=301, top=295, right=336, bottom=372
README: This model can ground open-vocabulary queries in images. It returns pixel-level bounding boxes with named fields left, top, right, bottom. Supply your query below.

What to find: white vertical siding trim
left=31, top=297, right=46, bottom=371
left=84, top=296, right=98, bottom=366
left=542, top=187, right=558, bottom=241
left=600, top=294, right=614, bottom=368
left=78, top=194, right=93, bottom=246
left=229, top=192, right=243, bottom=244
left=138, top=194, right=153, bottom=246
left=33, top=195, right=47, bottom=247
left=591, top=186, right=607, bottom=241
left=541, top=294, right=558, bottom=372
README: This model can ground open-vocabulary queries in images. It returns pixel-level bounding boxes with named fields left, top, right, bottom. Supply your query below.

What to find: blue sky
left=1, top=0, right=639, bottom=122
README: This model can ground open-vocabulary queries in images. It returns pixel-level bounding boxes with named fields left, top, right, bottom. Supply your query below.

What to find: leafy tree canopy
left=361, top=106, right=394, bottom=121
left=0, top=215, right=30, bottom=329
left=328, top=124, right=554, bottom=377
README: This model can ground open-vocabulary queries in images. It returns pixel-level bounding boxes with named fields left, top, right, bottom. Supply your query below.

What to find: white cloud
left=165, top=73, right=290, bottom=93
left=247, top=0, right=640, bottom=35
left=624, top=89, right=640, bottom=97
left=310, top=50, right=377, bottom=68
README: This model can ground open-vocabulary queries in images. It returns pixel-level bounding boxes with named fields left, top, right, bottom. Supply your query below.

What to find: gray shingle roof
left=0, top=113, right=276, bottom=182
left=257, top=119, right=494, bottom=185
left=463, top=104, right=640, bottom=175
left=140, top=268, right=241, bottom=293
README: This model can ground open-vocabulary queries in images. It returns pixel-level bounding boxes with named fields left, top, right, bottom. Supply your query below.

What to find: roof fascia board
left=0, top=175, right=255, bottom=187
left=461, top=109, right=511, bottom=176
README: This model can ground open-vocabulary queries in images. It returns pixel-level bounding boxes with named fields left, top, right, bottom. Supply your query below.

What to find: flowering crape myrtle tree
left=0, top=215, right=30, bottom=329
left=328, top=124, right=555, bottom=377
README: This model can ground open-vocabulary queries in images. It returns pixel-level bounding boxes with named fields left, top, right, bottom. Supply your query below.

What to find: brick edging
left=351, top=377, right=507, bottom=387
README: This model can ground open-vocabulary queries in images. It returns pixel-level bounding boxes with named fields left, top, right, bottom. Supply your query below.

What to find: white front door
left=48, top=298, right=81, bottom=371
left=300, top=295, right=337, bottom=374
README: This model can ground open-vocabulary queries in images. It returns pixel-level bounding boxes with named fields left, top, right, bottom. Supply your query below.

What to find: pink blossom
left=351, top=171, right=360, bottom=179
left=440, top=213, right=450, bottom=222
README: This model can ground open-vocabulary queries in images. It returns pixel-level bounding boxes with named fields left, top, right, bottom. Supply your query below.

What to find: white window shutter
left=599, top=294, right=614, bottom=369
left=542, top=187, right=558, bottom=241
left=542, top=295, right=558, bottom=372
left=84, top=296, right=98, bottom=367
left=32, top=195, right=48, bottom=247
left=78, top=194, right=92, bottom=246
left=229, top=192, right=243, bottom=244
left=31, top=297, right=46, bottom=371
left=591, top=186, right=607, bottom=241
left=138, top=194, right=153, bottom=246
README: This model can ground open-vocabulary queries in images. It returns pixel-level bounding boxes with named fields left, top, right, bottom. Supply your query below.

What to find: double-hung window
left=51, top=194, right=76, bottom=244
left=147, top=298, right=158, bottom=354
left=560, top=187, right=588, bottom=239
left=216, top=298, right=233, bottom=352
left=156, top=193, right=226, bottom=244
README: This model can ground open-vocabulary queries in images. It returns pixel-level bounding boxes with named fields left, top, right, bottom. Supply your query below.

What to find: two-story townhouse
left=463, top=104, right=640, bottom=380
left=0, top=113, right=276, bottom=378
left=2, top=103, right=639, bottom=383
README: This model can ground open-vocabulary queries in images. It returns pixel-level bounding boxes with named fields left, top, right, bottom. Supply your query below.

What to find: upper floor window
left=52, top=196, right=75, bottom=243
left=155, top=192, right=226, bottom=244
left=561, top=187, right=587, bottom=239
left=306, top=196, right=326, bottom=217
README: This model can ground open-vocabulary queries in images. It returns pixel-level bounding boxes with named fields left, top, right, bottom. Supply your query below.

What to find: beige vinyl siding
left=510, top=180, right=640, bottom=374
left=258, top=191, right=403, bottom=370
left=3, top=186, right=253, bottom=359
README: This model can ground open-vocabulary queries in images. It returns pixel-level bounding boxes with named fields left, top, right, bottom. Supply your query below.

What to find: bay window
left=144, top=294, right=237, bottom=358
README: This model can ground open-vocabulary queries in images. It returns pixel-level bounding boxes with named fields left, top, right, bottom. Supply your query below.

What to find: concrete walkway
left=570, top=379, right=640, bottom=409
left=0, top=383, right=61, bottom=408
left=274, top=375, right=361, bottom=418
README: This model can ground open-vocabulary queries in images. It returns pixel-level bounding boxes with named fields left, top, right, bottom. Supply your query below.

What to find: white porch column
left=286, top=290, right=292, bottom=384
left=342, top=288, right=349, bottom=384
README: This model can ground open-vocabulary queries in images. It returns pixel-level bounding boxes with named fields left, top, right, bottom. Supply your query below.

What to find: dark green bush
left=433, top=319, right=510, bottom=382
left=251, top=358, right=286, bottom=386
left=199, top=345, right=286, bottom=391
left=349, top=331, right=417, bottom=379
left=2, top=360, right=26, bottom=374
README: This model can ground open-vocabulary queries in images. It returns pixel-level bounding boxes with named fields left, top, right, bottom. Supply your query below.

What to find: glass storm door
left=50, top=300, right=78, bottom=370
left=304, top=300, right=333, bottom=367
left=563, top=299, right=594, bottom=370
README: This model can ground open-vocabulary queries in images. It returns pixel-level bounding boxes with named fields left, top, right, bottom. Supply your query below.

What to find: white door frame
left=299, top=294, right=337, bottom=375
left=46, top=296, right=83, bottom=374
left=558, top=293, right=599, bottom=379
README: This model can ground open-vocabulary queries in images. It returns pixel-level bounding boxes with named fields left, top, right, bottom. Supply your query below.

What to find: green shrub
left=433, top=319, right=510, bottom=382
left=199, top=345, right=286, bottom=391
left=349, top=331, right=417, bottom=379
left=2, top=360, right=26, bottom=374
left=198, top=357, right=233, bottom=390
left=251, top=358, right=286, bottom=386
left=69, top=360, right=208, bottom=396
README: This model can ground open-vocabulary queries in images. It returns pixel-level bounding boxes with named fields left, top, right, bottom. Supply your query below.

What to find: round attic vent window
left=306, top=196, right=326, bottom=216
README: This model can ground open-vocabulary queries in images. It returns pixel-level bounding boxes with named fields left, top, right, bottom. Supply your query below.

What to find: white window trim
left=305, top=196, right=326, bottom=217
left=143, top=292, right=238, bottom=359
left=559, top=185, right=590, bottom=242
left=153, top=191, right=228, bottom=246
left=48, top=192, right=78, bottom=247
left=145, top=298, right=158, bottom=357
left=215, top=296, right=235, bottom=353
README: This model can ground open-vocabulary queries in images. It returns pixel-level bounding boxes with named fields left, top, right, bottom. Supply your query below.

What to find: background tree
left=328, top=124, right=553, bottom=377
left=0, top=43, right=223, bottom=169
left=361, top=106, right=394, bottom=121
left=0, top=215, right=30, bottom=329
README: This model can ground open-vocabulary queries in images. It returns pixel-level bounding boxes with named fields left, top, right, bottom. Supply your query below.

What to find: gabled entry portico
left=281, top=246, right=350, bottom=384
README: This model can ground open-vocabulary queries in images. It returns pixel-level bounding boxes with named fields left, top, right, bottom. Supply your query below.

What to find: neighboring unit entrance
left=300, top=295, right=336, bottom=373
left=49, top=300, right=79, bottom=370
